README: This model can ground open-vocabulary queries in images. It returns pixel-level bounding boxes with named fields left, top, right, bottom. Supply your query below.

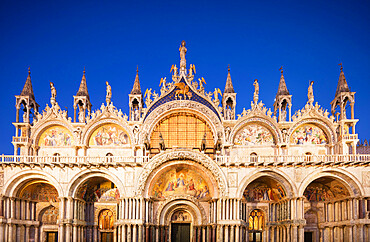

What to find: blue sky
left=0, top=0, right=369, bottom=154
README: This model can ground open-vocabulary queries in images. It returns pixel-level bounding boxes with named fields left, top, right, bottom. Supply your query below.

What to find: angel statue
left=198, top=77, right=206, bottom=91
left=144, top=88, right=152, bottom=106
left=170, top=64, right=178, bottom=76
left=159, top=77, right=167, bottom=95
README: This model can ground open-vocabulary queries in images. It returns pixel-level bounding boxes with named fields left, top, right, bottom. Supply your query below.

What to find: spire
left=131, top=66, right=142, bottom=95
left=20, top=67, right=36, bottom=101
left=335, top=63, right=350, bottom=96
left=224, top=65, right=235, bottom=93
left=276, top=66, right=290, bottom=96
left=75, top=67, right=90, bottom=100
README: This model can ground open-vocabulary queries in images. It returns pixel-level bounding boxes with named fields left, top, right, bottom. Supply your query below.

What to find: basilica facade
left=1, top=41, right=369, bottom=242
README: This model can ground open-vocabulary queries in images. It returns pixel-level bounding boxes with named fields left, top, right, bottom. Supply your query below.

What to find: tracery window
left=150, top=113, right=214, bottom=150
left=99, top=209, right=114, bottom=230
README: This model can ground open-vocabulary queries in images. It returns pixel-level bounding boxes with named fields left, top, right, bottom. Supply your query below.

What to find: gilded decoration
left=89, top=123, right=130, bottom=146
left=171, top=210, right=192, bottom=222
left=304, top=178, right=349, bottom=202
left=151, top=165, right=211, bottom=199
left=19, top=182, right=59, bottom=202
left=290, top=124, right=328, bottom=145
left=234, top=124, right=274, bottom=146
left=41, top=206, right=59, bottom=224
left=38, top=125, right=73, bottom=147
left=77, top=179, right=120, bottom=202
left=244, top=178, right=286, bottom=202
left=150, top=113, right=213, bottom=150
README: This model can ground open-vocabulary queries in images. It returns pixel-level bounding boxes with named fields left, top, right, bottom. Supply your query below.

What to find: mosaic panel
left=151, top=165, right=211, bottom=199
left=19, top=182, right=59, bottom=202
left=290, top=124, right=328, bottom=145
left=234, top=124, right=274, bottom=146
left=38, top=125, right=73, bottom=147
left=304, top=179, right=349, bottom=202
left=77, top=179, right=120, bottom=202
left=89, top=124, right=130, bottom=146
left=244, top=178, right=286, bottom=202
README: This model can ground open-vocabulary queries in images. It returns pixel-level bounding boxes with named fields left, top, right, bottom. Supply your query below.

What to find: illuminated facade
left=1, top=41, right=370, bottom=242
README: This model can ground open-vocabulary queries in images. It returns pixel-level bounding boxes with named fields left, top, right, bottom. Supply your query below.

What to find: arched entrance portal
left=75, top=177, right=120, bottom=242
left=303, top=177, right=352, bottom=242
left=170, top=210, right=192, bottom=242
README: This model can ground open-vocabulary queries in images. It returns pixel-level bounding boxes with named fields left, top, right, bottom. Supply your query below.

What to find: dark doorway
left=171, top=223, right=191, bottom=242
left=304, top=232, right=313, bottom=242
left=249, top=231, right=262, bottom=242
left=46, top=232, right=58, bottom=242
left=101, top=232, right=114, bottom=242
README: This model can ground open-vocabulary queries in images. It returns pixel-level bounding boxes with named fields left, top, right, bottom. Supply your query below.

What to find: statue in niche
left=179, top=40, right=187, bottom=68
left=106, top=81, right=112, bottom=104
left=78, top=109, right=84, bottom=123
left=159, top=133, right=165, bottom=151
left=280, top=109, right=287, bottom=122
left=307, top=80, right=314, bottom=105
left=215, top=132, right=222, bottom=151
left=144, top=133, right=150, bottom=150
left=200, top=133, right=207, bottom=152
left=226, top=106, right=232, bottom=120
left=133, top=126, right=140, bottom=144
left=133, top=108, right=140, bottom=121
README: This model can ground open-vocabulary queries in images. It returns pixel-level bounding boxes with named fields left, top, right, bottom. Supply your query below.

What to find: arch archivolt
left=67, top=169, right=126, bottom=198
left=3, top=169, right=63, bottom=198
left=142, top=101, right=224, bottom=143
left=230, top=117, right=281, bottom=145
left=298, top=168, right=364, bottom=198
left=82, top=118, right=133, bottom=146
left=156, top=197, right=207, bottom=225
left=236, top=168, right=297, bottom=199
left=136, top=150, right=227, bottom=197
left=288, top=118, right=335, bottom=144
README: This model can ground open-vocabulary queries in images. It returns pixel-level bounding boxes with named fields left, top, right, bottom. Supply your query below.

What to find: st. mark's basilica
left=0, top=41, right=369, bottom=242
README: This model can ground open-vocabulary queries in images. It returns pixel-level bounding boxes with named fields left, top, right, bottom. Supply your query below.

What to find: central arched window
left=150, top=113, right=214, bottom=150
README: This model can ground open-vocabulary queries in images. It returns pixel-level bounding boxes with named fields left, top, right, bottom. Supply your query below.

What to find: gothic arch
left=142, top=101, right=224, bottom=143
left=3, top=169, right=63, bottom=198
left=236, top=168, right=297, bottom=199
left=230, top=117, right=281, bottom=145
left=136, top=150, right=228, bottom=197
left=298, top=168, right=364, bottom=197
left=288, top=118, right=335, bottom=144
left=67, top=169, right=125, bottom=199
left=82, top=118, right=133, bottom=146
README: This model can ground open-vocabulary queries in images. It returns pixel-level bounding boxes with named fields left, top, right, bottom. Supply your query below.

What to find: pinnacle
left=224, top=65, right=235, bottom=93
left=76, top=68, right=90, bottom=100
left=335, top=67, right=350, bottom=96
left=276, top=71, right=290, bottom=97
left=20, top=67, right=36, bottom=101
left=131, top=66, right=142, bottom=95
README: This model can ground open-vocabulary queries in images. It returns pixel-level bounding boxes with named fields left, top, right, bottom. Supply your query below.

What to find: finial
left=28, top=67, right=31, bottom=75
left=83, top=66, right=86, bottom=75
left=228, top=64, right=230, bottom=72
left=339, top=62, right=343, bottom=71
left=137, top=65, right=139, bottom=73
left=279, top=66, right=283, bottom=74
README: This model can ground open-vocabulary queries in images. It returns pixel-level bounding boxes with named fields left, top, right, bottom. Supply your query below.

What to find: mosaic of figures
left=234, top=124, right=274, bottom=146
left=152, top=165, right=211, bottom=199
left=290, top=124, right=328, bottom=145
left=244, top=180, right=286, bottom=202
left=41, top=206, right=59, bottom=224
left=89, top=124, right=130, bottom=146
left=19, top=182, right=59, bottom=202
left=171, top=210, right=192, bottom=222
left=38, top=125, right=73, bottom=147
left=77, top=180, right=120, bottom=202
left=304, top=181, right=349, bottom=202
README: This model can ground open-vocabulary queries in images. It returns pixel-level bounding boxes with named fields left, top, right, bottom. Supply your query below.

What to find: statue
left=179, top=40, right=187, bottom=69
left=133, top=126, right=140, bottom=144
left=198, top=77, right=206, bottom=91
left=188, top=64, right=196, bottom=76
left=308, top=81, right=314, bottom=105
left=253, top=79, right=259, bottom=103
left=106, top=81, right=112, bottom=104
left=226, top=106, right=232, bottom=120
left=144, top=88, right=152, bottom=106
left=213, top=88, right=222, bottom=106
left=215, top=132, right=222, bottom=152
left=159, top=77, right=167, bottom=94
left=200, top=133, right=207, bottom=152
left=144, top=133, right=150, bottom=151
left=78, top=110, right=84, bottom=123
left=170, top=64, right=178, bottom=78
left=134, top=108, right=140, bottom=121
left=159, top=133, right=166, bottom=151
